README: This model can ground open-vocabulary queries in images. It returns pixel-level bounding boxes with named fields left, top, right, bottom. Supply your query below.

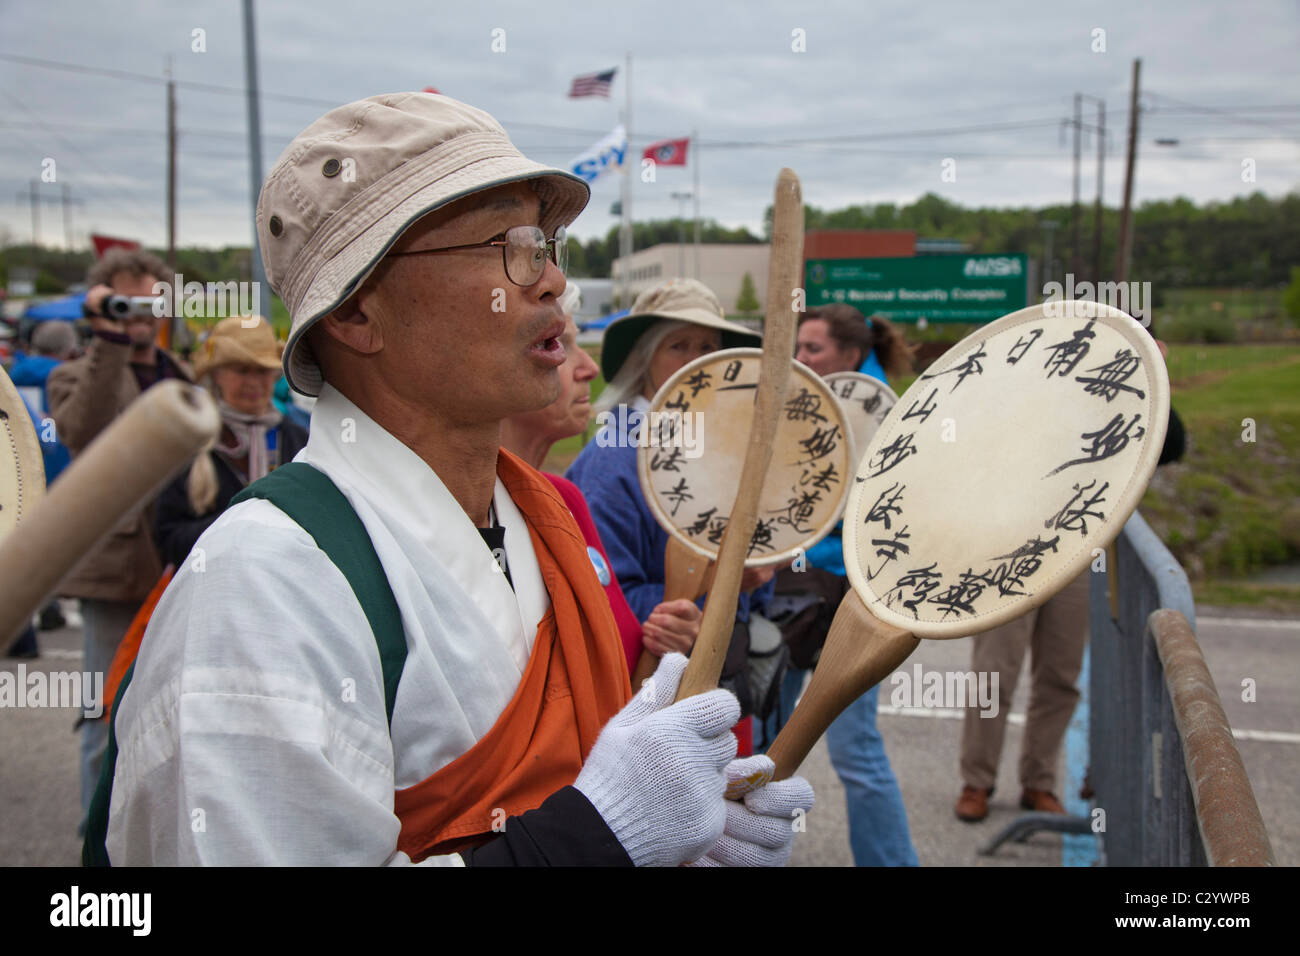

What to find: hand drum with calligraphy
left=637, top=347, right=852, bottom=569
left=823, top=371, right=898, bottom=518
left=0, top=367, right=45, bottom=543
left=756, top=301, right=1170, bottom=789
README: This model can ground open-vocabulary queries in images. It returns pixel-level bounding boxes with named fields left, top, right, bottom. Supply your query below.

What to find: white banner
left=569, top=124, right=627, bottom=184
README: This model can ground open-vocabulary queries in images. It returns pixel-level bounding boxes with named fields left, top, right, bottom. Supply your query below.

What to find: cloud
left=1, top=0, right=1296, bottom=252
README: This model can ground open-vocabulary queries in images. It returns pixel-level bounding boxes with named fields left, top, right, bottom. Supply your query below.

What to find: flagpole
left=692, top=127, right=700, bottom=280
left=619, top=52, right=633, bottom=308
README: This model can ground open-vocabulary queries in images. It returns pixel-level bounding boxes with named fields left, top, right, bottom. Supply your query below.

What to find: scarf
left=214, top=400, right=283, bottom=483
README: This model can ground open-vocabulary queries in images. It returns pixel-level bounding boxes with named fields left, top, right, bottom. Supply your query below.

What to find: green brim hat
left=600, top=277, right=761, bottom=382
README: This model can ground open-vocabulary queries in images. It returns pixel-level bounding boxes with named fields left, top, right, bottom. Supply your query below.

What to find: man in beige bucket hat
left=95, top=92, right=811, bottom=867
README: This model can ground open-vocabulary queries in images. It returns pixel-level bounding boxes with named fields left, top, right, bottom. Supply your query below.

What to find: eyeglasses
left=388, top=224, right=568, bottom=287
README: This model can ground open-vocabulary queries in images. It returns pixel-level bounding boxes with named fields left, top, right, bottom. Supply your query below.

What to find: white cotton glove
left=687, top=755, right=815, bottom=867
left=574, top=652, right=739, bottom=867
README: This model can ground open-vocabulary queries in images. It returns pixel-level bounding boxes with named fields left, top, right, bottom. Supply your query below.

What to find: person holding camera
left=45, top=247, right=192, bottom=834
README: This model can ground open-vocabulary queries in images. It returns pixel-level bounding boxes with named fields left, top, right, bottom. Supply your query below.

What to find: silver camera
left=101, top=295, right=163, bottom=319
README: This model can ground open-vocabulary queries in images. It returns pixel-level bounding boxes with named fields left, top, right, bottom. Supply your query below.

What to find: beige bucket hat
left=193, top=315, right=282, bottom=380
left=600, top=277, right=761, bottom=382
left=257, top=92, right=590, bottom=395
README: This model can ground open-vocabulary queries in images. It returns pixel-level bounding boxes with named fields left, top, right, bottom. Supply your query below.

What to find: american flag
left=568, top=68, right=617, bottom=98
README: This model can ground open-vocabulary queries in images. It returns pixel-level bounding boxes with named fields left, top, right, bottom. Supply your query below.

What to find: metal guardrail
left=1088, top=510, right=1274, bottom=866
left=1151, top=609, right=1275, bottom=866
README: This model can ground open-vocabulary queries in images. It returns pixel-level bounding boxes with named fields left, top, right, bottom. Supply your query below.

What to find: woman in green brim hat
left=594, top=278, right=761, bottom=409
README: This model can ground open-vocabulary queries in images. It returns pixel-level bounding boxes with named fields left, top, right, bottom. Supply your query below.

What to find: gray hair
left=31, top=321, right=76, bottom=357
left=559, top=280, right=581, bottom=318
left=593, top=318, right=692, bottom=416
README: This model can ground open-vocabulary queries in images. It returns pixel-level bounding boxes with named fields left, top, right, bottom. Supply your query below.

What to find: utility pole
left=1040, top=219, right=1060, bottom=297
left=27, top=179, right=40, bottom=252
left=17, top=181, right=80, bottom=261
left=1115, top=58, right=1141, bottom=285
left=1092, top=99, right=1105, bottom=284
left=1071, top=93, right=1082, bottom=279
left=166, top=56, right=178, bottom=270
left=1063, top=93, right=1106, bottom=283
left=242, top=0, right=268, bottom=292
left=60, top=184, right=84, bottom=250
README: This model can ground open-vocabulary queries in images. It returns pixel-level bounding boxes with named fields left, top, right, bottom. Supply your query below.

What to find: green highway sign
left=804, top=254, right=1029, bottom=323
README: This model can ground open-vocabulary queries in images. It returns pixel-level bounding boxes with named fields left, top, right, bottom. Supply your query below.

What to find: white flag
left=570, top=125, right=627, bottom=184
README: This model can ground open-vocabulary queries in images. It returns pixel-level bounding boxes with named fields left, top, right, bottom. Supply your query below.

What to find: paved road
left=3, top=605, right=1296, bottom=866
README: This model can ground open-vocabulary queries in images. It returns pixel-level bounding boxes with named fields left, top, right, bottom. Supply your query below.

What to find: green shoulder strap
left=229, top=462, right=408, bottom=722
left=83, top=461, right=407, bottom=867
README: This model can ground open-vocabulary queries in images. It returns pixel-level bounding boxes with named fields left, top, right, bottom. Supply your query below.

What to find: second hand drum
left=823, top=371, right=898, bottom=520
left=753, top=300, right=1171, bottom=790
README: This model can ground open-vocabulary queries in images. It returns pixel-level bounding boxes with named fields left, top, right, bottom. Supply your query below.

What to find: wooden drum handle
left=629, top=538, right=715, bottom=687
left=675, top=168, right=803, bottom=702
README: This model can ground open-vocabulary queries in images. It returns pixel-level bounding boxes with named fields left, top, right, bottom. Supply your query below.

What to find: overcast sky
left=2, top=0, right=1297, bottom=254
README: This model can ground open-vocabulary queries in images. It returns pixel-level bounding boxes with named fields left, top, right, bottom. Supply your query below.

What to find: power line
left=0, top=89, right=167, bottom=229
left=0, top=51, right=620, bottom=136
left=1146, top=91, right=1300, bottom=137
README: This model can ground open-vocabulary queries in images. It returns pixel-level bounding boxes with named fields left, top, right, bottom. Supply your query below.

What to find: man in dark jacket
left=45, top=247, right=191, bottom=832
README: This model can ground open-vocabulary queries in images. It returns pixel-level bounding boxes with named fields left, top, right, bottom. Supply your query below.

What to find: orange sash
left=394, top=449, right=632, bottom=861
left=101, top=566, right=174, bottom=722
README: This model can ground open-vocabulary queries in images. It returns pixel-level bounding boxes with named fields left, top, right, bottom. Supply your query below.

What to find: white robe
left=106, top=385, right=551, bottom=865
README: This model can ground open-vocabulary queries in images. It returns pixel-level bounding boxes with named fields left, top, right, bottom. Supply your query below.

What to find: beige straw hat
left=193, top=316, right=282, bottom=380
left=256, top=92, right=590, bottom=396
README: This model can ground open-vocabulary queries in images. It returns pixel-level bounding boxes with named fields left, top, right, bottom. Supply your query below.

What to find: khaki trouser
left=959, top=571, right=1089, bottom=793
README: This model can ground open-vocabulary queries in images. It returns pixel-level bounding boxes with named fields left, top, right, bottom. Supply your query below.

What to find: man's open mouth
left=528, top=320, right=567, bottom=366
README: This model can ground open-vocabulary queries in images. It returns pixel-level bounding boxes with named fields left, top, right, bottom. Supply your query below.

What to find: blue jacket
left=11, top=355, right=72, bottom=484
left=566, top=404, right=772, bottom=623
left=803, top=354, right=889, bottom=576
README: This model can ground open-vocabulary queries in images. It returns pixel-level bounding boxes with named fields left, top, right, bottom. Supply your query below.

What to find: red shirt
left=544, top=473, right=644, bottom=672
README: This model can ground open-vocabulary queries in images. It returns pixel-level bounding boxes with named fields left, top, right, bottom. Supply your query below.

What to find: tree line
left=3, top=191, right=1295, bottom=296
left=761, top=190, right=1300, bottom=290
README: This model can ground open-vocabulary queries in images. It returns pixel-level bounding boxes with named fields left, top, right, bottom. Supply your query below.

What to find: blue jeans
left=758, top=669, right=918, bottom=867
left=79, top=599, right=137, bottom=832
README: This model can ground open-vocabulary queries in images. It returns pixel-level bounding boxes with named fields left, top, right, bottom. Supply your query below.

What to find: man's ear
left=314, top=294, right=385, bottom=357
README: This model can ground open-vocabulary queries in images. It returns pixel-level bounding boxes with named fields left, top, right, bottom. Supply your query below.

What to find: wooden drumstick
left=629, top=538, right=716, bottom=687
left=0, top=381, right=220, bottom=644
left=674, top=168, right=803, bottom=702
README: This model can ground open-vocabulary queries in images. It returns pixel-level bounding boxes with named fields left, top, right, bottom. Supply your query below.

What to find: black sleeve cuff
left=461, top=786, right=633, bottom=867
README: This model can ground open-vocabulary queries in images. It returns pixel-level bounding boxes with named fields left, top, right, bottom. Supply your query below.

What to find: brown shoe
left=1020, top=788, right=1066, bottom=813
left=955, top=786, right=991, bottom=822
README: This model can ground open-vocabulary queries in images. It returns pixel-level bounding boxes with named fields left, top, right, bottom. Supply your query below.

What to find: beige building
left=612, top=243, right=770, bottom=315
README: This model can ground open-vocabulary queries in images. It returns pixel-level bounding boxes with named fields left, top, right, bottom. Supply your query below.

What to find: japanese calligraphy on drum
left=824, top=372, right=899, bottom=501
left=842, top=302, right=1170, bottom=638
left=638, top=348, right=852, bottom=568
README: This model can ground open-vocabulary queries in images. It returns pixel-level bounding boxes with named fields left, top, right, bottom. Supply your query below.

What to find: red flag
left=643, top=138, right=689, bottom=166
left=91, top=234, right=141, bottom=257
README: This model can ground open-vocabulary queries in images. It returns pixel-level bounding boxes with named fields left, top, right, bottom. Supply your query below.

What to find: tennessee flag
left=643, top=137, right=689, bottom=166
